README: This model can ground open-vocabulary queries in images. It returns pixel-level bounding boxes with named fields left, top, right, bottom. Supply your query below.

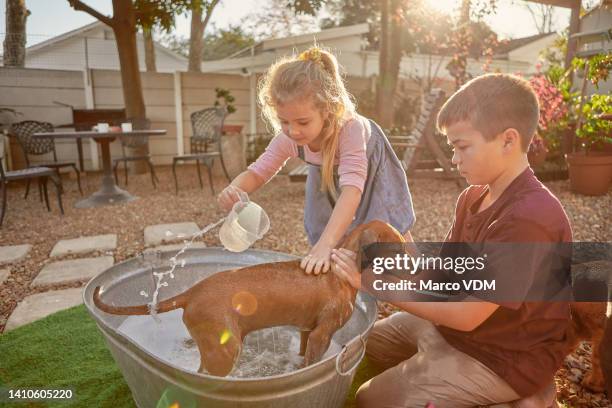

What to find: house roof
left=228, top=23, right=369, bottom=58
left=23, top=20, right=186, bottom=62
left=495, top=32, right=557, bottom=55
left=25, top=21, right=102, bottom=54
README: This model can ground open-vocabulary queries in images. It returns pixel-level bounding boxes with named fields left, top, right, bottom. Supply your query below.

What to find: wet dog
left=93, top=220, right=405, bottom=376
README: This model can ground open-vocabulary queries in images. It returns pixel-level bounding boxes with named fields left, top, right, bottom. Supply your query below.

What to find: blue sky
left=0, top=0, right=572, bottom=47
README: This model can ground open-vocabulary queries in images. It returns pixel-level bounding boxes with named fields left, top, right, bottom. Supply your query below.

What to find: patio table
left=32, top=129, right=166, bottom=208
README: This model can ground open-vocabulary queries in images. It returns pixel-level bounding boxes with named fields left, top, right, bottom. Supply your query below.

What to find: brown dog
left=603, top=310, right=612, bottom=396
left=93, top=220, right=405, bottom=376
left=568, top=260, right=612, bottom=395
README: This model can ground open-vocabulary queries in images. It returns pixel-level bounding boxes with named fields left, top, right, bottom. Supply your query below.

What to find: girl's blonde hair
left=258, top=45, right=356, bottom=199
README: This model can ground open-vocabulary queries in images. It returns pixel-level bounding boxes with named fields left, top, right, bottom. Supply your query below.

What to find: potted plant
left=565, top=55, right=612, bottom=196
left=528, top=134, right=548, bottom=167
left=214, top=88, right=243, bottom=135
left=565, top=93, right=612, bottom=195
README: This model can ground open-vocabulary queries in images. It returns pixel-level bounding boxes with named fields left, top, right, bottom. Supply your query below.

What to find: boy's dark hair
left=436, top=74, right=540, bottom=151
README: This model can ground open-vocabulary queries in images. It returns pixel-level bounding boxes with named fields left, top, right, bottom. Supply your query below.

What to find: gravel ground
left=0, top=165, right=610, bottom=406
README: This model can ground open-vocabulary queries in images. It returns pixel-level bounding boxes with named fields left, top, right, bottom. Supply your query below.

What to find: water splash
left=147, top=217, right=226, bottom=319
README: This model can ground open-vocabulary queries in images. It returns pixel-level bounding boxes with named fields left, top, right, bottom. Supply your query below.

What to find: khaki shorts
left=356, top=312, right=521, bottom=408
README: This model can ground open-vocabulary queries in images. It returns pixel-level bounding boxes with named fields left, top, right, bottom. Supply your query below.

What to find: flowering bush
left=527, top=73, right=570, bottom=158
left=529, top=73, right=568, bottom=133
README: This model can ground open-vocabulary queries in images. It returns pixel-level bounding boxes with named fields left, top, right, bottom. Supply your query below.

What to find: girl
left=217, top=46, right=415, bottom=275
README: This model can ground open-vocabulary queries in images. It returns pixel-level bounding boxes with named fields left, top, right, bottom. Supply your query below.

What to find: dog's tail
left=93, top=286, right=187, bottom=315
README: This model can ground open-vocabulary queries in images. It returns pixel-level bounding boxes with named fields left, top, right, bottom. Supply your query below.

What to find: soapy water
left=117, top=309, right=342, bottom=378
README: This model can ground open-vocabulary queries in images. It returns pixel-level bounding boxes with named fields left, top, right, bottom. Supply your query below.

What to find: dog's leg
left=303, top=304, right=349, bottom=367
left=299, top=330, right=311, bottom=356
left=582, top=331, right=606, bottom=393
left=303, top=323, right=336, bottom=367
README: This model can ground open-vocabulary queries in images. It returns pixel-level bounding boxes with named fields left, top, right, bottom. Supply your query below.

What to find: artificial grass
left=0, top=305, right=133, bottom=408
left=0, top=305, right=375, bottom=408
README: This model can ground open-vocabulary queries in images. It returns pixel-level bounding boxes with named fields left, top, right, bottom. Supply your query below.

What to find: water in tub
left=117, top=310, right=343, bottom=377
left=120, top=212, right=350, bottom=377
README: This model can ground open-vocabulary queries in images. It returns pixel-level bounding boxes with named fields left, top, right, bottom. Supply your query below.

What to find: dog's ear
left=359, top=228, right=379, bottom=248
left=356, top=228, right=379, bottom=274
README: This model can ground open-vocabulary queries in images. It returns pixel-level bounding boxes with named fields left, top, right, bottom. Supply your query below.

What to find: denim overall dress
left=301, top=119, right=415, bottom=245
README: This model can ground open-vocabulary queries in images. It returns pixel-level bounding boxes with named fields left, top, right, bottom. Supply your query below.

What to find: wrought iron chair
left=9, top=120, right=82, bottom=198
left=0, top=157, right=64, bottom=227
left=112, top=118, right=159, bottom=188
left=172, top=107, right=229, bottom=194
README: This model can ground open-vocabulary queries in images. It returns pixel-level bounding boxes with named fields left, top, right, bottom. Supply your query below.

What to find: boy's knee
left=356, top=378, right=430, bottom=408
left=355, top=381, right=377, bottom=408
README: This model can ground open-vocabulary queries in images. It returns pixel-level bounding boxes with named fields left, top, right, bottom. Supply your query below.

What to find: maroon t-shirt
left=437, top=167, right=573, bottom=397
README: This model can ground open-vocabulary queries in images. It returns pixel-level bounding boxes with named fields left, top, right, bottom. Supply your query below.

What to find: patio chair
left=388, top=88, right=467, bottom=188
left=0, top=157, right=64, bottom=227
left=172, top=107, right=228, bottom=194
left=112, top=118, right=159, bottom=188
left=9, top=120, right=83, bottom=197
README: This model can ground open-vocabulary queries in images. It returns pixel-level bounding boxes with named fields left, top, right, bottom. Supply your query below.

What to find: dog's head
left=340, top=220, right=406, bottom=272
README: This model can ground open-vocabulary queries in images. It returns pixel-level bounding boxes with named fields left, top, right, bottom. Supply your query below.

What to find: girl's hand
left=300, top=243, right=332, bottom=275
left=217, top=185, right=248, bottom=212
left=331, top=248, right=361, bottom=290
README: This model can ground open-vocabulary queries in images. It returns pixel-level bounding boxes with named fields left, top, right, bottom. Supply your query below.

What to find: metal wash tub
left=83, top=248, right=377, bottom=408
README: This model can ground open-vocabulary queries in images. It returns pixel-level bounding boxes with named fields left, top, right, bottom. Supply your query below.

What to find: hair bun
left=298, top=47, right=324, bottom=68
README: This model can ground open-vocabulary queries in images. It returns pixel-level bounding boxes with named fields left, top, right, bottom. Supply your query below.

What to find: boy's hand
left=301, top=243, right=332, bottom=275
left=331, top=248, right=361, bottom=291
left=217, top=185, right=248, bottom=212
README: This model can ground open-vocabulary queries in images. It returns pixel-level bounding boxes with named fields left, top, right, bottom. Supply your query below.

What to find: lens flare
left=220, top=329, right=233, bottom=345
left=231, top=291, right=258, bottom=316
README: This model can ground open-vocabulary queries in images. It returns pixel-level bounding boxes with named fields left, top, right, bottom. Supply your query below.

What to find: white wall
left=0, top=67, right=251, bottom=173
left=507, top=35, right=560, bottom=73
left=581, top=6, right=612, bottom=32
left=351, top=51, right=530, bottom=80
left=577, top=6, right=612, bottom=96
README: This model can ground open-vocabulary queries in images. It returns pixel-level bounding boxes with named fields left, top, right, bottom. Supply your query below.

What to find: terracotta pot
left=565, top=152, right=612, bottom=196
left=222, top=124, right=244, bottom=135
left=528, top=149, right=548, bottom=168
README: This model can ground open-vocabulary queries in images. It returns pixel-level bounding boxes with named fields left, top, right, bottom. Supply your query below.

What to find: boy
left=331, top=74, right=572, bottom=407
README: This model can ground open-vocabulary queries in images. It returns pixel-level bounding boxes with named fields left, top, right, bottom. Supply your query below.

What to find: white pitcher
left=219, top=193, right=270, bottom=252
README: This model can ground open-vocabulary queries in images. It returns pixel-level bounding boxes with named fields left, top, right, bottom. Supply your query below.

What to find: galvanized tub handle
left=335, top=334, right=366, bottom=376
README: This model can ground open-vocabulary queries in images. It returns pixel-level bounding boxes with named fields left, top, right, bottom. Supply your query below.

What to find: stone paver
left=143, top=242, right=206, bottom=254
left=5, top=287, right=84, bottom=331
left=144, top=222, right=200, bottom=246
left=0, top=244, right=32, bottom=265
left=32, top=256, right=114, bottom=287
left=0, top=268, right=9, bottom=284
left=50, top=234, right=117, bottom=257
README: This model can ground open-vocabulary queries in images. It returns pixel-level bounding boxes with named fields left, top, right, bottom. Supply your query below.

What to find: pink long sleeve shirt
left=248, top=114, right=372, bottom=192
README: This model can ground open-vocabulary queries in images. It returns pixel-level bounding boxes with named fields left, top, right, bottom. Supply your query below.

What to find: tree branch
left=201, top=0, right=221, bottom=34
left=68, top=0, right=114, bottom=27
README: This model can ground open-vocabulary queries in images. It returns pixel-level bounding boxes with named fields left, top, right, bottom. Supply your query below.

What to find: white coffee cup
left=121, top=122, right=133, bottom=132
left=97, top=122, right=109, bottom=133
